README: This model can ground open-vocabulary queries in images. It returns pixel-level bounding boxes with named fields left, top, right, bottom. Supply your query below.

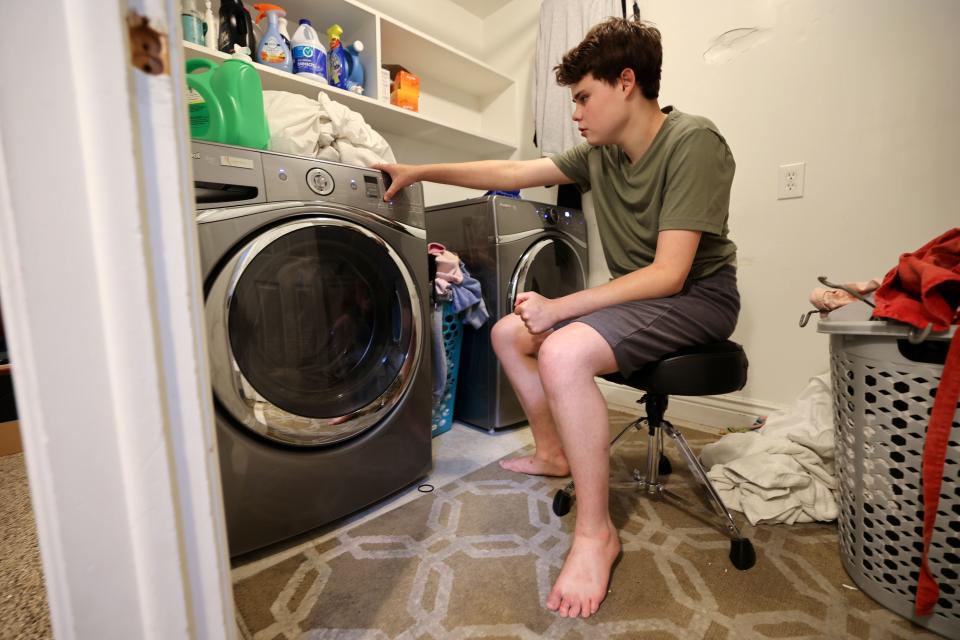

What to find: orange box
left=394, top=70, right=419, bottom=91
left=391, top=87, right=419, bottom=112
left=390, top=70, right=420, bottom=111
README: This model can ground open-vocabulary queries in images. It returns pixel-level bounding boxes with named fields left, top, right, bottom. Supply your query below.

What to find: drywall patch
left=703, top=28, right=772, bottom=64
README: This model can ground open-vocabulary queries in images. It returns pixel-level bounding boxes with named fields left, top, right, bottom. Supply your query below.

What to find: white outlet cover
left=778, top=162, right=805, bottom=199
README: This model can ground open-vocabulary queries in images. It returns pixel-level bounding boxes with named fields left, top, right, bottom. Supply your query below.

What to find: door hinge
left=127, top=12, right=168, bottom=75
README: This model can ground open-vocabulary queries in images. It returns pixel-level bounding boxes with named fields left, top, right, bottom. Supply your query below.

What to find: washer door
left=507, top=236, right=585, bottom=310
left=206, top=216, right=422, bottom=446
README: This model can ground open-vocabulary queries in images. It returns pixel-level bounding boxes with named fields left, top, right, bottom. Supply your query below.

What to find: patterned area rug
left=233, top=413, right=938, bottom=639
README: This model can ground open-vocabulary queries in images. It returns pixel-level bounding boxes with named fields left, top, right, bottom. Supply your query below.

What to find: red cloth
left=873, top=228, right=960, bottom=331
left=872, top=227, right=960, bottom=618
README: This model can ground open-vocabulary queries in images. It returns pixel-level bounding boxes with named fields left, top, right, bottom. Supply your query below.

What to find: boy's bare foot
left=498, top=453, right=570, bottom=477
left=546, top=522, right=621, bottom=618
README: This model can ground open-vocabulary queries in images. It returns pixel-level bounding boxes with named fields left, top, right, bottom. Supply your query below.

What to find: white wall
left=373, top=0, right=959, bottom=408
left=638, top=0, right=960, bottom=405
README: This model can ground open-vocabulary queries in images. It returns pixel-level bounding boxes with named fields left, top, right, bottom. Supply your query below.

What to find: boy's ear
left=619, top=68, right=637, bottom=94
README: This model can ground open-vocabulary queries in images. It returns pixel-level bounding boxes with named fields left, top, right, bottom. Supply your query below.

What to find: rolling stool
left=552, top=340, right=756, bottom=570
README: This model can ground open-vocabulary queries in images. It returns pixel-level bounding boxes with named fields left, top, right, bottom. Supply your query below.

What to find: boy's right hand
left=371, top=163, right=418, bottom=201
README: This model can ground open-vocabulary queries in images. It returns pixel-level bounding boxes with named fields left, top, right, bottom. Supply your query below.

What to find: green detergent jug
left=186, top=58, right=270, bottom=149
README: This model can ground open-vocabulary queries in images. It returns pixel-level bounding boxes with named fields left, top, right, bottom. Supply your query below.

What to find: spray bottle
left=254, top=3, right=290, bottom=48
left=255, top=6, right=292, bottom=72
left=326, top=24, right=348, bottom=90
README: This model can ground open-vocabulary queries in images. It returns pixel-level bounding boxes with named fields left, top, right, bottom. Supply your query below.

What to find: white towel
left=700, top=373, right=838, bottom=525
left=262, top=90, right=335, bottom=157
left=534, top=0, right=621, bottom=156
left=261, top=90, right=396, bottom=165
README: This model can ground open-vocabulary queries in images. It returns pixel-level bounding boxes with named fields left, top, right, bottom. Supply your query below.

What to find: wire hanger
left=621, top=1, right=641, bottom=20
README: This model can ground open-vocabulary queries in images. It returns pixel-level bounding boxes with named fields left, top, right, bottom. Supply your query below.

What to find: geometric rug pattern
left=233, top=414, right=940, bottom=639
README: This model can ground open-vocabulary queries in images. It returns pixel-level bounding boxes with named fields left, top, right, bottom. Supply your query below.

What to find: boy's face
left=570, top=73, right=629, bottom=146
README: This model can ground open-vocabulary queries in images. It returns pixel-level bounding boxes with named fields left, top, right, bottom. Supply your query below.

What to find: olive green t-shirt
left=551, top=107, right=737, bottom=280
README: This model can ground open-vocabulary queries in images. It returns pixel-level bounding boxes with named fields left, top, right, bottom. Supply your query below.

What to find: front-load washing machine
left=425, top=196, right=588, bottom=430
left=192, top=141, right=432, bottom=556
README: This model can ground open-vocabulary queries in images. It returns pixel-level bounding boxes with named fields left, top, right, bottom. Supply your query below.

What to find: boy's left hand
left=514, top=291, right=559, bottom=334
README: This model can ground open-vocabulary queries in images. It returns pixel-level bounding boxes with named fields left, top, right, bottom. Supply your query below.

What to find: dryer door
left=507, top=236, right=585, bottom=311
left=206, top=216, right=423, bottom=446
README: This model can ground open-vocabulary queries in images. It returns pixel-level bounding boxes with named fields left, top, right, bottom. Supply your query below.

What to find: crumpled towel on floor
left=700, top=373, right=838, bottom=525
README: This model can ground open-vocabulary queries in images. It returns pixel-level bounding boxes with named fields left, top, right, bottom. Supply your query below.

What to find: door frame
left=0, top=1, right=234, bottom=637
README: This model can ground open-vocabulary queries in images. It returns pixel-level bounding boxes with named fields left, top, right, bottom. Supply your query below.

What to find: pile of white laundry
left=262, top=90, right=396, bottom=165
left=699, top=373, right=839, bottom=525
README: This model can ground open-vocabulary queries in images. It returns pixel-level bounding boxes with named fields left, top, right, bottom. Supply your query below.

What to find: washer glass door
left=507, top=236, right=585, bottom=310
left=208, top=216, right=422, bottom=446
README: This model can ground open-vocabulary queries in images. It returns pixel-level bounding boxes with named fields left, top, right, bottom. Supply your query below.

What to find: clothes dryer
left=425, top=196, right=587, bottom=430
left=193, top=141, right=431, bottom=556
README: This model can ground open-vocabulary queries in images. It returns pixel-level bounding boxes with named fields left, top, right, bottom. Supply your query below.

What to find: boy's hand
left=514, top=291, right=559, bottom=334
left=371, top=163, right=419, bottom=201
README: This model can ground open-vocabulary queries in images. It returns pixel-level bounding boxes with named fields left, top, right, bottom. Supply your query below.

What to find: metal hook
left=907, top=323, right=934, bottom=344
left=799, top=309, right=820, bottom=327
left=817, top=276, right=876, bottom=308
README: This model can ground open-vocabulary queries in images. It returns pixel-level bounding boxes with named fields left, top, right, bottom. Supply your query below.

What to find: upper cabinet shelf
left=183, top=0, right=517, bottom=158
left=378, top=17, right=512, bottom=100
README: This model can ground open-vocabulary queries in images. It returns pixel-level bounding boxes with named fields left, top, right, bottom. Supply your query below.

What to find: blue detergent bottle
left=254, top=5, right=292, bottom=72
left=343, top=40, right=365, bottom=94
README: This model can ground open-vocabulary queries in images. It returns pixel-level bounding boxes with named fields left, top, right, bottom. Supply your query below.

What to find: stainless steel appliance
left=193, top=141, right=432, bottom=555
left=425, top=196, right=587, bottom=430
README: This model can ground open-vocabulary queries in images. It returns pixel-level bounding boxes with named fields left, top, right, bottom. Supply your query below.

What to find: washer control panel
left=306, top=167, right=335, bottom=196
left=191, top=141, right=425, bottom=227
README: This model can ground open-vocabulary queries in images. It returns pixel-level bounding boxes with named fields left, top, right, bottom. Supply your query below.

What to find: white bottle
left=203, top=0, right=218, bottom=50
left=291, top=19, right=328, bottom=84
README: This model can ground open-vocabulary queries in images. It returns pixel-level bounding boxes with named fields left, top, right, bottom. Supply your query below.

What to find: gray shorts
left=565, top=265, right=740, bottom=377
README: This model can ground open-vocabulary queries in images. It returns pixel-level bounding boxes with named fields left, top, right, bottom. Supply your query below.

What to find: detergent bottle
left=291, top=19, right=327, bottom=83
left=343, top=40, right=365, bottom=94
left=217, top=0, right=256, bottom=55
left=254, top=5, right=292, bottom=72
left=326, top=24, right=348, bottom=90
left=186, top=58, right=270, bottom=149
left=203, top=0, right=218, bottom=50
left=180, top=0, right=205, bottom=45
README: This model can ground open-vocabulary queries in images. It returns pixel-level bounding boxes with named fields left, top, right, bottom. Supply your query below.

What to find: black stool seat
left=602, top=340, right=747, bottom=397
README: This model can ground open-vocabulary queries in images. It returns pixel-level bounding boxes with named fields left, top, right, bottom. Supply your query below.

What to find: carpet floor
left=0, top=453, right=52, bottom=640
left=231, top=413, right=938, bottom=639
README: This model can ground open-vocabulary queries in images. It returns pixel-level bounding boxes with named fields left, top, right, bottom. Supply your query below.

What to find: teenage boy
left=374, top=17, right=739, bottom=619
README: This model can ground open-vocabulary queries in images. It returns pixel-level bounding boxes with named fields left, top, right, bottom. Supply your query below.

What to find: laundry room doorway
left=0, top=1, right=236, bottom=638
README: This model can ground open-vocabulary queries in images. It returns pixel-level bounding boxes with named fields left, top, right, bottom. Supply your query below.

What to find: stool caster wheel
left=552, top=489, right=573, bottom=517
left=729, top=538, right=756, bottom=570
left=658, top=454, right=672, bottom=475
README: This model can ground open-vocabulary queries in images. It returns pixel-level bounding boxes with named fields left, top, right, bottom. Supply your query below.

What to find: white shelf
left=183, top=0, right=517, bottom=157
left=378, top=17, right=513, bottom=99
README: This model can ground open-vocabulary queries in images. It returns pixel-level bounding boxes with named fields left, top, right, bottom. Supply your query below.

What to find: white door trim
left=0, top=1, right=234, bottom=638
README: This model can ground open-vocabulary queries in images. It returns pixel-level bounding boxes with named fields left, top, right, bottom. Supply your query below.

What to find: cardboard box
left=0, top=421, right=21, bottom=457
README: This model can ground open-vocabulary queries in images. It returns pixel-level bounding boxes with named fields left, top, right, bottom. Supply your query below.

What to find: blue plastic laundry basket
left=431, top=302, right=463, bottom=437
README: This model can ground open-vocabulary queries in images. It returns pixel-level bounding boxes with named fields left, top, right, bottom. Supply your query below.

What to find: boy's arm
left=514, top=230, right=701, bottom=333
left=373, top=158, right=572, bottom=201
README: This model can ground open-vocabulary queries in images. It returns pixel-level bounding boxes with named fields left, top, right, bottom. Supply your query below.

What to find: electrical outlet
left=777, top=162, right=805, bottom=199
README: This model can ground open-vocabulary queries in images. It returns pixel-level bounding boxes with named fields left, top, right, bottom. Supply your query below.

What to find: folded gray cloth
left=450, top=262, right=489, bottom=329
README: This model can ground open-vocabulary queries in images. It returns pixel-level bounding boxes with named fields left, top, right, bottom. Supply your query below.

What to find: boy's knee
left=537, top=333, right=578, bottom=379
left=490, top=314, right=522, bottom=354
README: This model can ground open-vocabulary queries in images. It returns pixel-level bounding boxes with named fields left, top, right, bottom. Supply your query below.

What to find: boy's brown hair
left=554, top=18, right=662, bottom=99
